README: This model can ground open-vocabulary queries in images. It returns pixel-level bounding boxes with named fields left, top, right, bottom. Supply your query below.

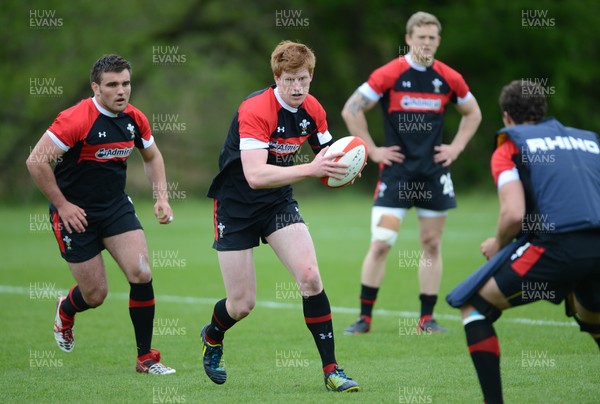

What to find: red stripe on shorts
left=213, top=199, right=219, bottom=242
left=511, top=245, right=545, bottom=277
left=51, top=211, right=65, bottom=253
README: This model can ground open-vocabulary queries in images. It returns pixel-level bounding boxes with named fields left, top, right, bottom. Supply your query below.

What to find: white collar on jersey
left=273, top=86, right=299, bottom=113
left=405, top=53, right=430, bottom=72
left=92, top=96, right=119, bottom=117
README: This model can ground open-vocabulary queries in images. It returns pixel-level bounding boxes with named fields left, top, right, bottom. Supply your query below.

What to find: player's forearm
left=495, top=208, right=522, bottom=249
left=452, top=113, right=481, bottom=153
left=244, top=163, right=313, bottom=189
left=341, top=90, right=378, bottom=153
left=494, top=181, right=526, bottom=249
left=25, top=161, right=69, bottom=208
left=342, top=110, right=377, bottom=150
left=342, top=111, right=377, bottom=152
left=143, top=154, right=169, bottom=202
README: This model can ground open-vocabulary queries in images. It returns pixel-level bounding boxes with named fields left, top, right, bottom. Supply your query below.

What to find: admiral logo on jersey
left=401, top=96, right=442, bottom=111
left=95, top=147, right=134, bottom=159
left=269, top=141, right=300, bottom=155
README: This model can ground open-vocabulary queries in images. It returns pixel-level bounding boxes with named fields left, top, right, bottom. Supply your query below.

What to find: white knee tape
left=372, top=226, right=398, bottom=246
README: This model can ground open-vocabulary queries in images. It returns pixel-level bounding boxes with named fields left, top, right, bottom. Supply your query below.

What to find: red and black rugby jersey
left=207, top=85, right=332, bottom=217
left=47, top=97, right=153, bottom=210
left=360, top=54, right=472, bottom=179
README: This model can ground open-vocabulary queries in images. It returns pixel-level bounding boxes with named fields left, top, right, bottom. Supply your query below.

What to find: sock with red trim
left=303, top=289, right=337, bottom=374
left=359, top=284, right=379, bottom=323
left=205, top=298, right=237, bottom=344
left=464, top=312, right=503, bottom=404
left=129, top=281, right=155, bottom=357
left=419, top=293, right=437, bottom=323
left=60, top=285, right=91, bottom=328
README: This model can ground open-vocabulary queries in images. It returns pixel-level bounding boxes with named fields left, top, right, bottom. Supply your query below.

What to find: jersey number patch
left=440, top=173, right=455, bottom=197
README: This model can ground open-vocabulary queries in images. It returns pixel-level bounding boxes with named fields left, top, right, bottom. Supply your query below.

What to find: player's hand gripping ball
left=321, top=136, right=368, bottom=188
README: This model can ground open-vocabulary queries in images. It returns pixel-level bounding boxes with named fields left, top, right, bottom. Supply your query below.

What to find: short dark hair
left=499, top=80, right=547, bottom=124
left=90, top=54, right=131, bottom=84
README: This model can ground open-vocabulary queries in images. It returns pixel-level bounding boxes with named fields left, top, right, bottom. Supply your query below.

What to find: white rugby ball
left=321, top=136, right=368, bottom=188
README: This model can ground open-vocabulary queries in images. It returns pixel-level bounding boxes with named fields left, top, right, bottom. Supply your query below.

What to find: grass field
left=1, top=190, right=598, bottom=403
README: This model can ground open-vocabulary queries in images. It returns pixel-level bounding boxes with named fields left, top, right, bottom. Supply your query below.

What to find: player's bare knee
left=135, top=270, right=153, bottom=284
left=459, top=304, right=475, bottom=319
left=370, top=241, right=393, bottom=261
left=297, top=274, right=323, bottom=296
left=84, top=287, right=108, bottom=307
left=296, top=267, right=323, bottom=296
left=125, top=254, right=152, bottom=283
left=420, top=233, right=441, bottom=256
left=228, top=297, right=255, bottom=319
left=232, top=304, right=254, bottom=320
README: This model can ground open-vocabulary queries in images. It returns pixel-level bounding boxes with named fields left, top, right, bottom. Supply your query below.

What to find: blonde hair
left=270, top=40, right=316, bottom=77
left=406, top=11, right=441, bottom=36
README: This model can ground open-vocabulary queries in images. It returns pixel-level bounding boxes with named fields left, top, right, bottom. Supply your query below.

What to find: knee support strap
left=468, top=293, right=502, bottom=323
left=573, top=315, right=600, bottom=334
left=372, top=226, right=398, bottom=245
left=371, top=213, right=401, bottom=246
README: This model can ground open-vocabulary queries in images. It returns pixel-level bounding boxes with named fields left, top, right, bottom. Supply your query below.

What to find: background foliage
left=2, top=0, right=599, bottom=202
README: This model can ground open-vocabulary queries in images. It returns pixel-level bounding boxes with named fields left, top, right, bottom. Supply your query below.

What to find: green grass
left=1, top=190, right=598, bottom=403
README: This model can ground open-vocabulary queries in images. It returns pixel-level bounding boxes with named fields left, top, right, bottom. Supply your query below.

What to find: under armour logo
left=277, top=126, right=285, bottom=133
left=98, top=131, right=106, bottom=138
left=319, top=332, right=333, bottom=340
left=402, top=81, right=411, bottom=88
